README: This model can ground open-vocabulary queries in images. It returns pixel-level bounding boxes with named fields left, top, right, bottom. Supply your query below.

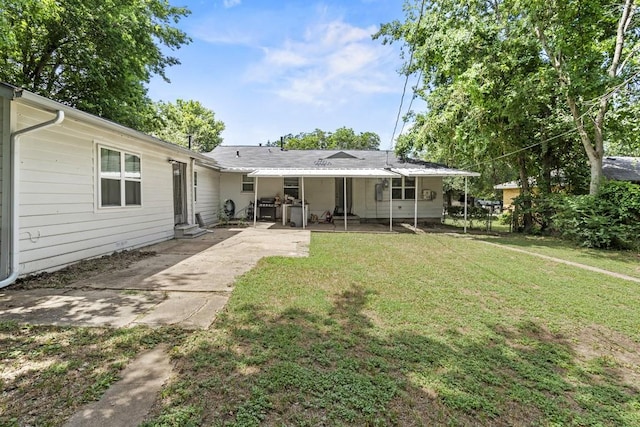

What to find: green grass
left=473, top=234, right=640, bottom=280
left=143, top=233, right=640, bottom=426
left=442, top=216, right=511, bottom=233
left=0, top=324, right=187, bottom=426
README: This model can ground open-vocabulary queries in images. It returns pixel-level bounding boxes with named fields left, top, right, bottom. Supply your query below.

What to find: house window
left=283, top=177, right=299, bottom=199
left=99, top=147, right=141, bottom=207
left=392, top=176, right=416, bottom=200
left=242, top=174, right=254, bottom=192
left=194, top=171, right=198, bottom=202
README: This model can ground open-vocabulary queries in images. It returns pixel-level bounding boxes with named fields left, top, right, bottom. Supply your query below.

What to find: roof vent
left=326, top=151, right=358, bottom=159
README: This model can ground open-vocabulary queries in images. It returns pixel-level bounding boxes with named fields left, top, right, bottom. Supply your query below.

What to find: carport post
left=301, top=176, right=306, bottom=229
left=253, top=177, right=258, bottom=227
left=464, top=176, right=468, bottom=233
left=343, top=176, right=347, bottom=231
left=414, top=176, right=418, bottom=230
left=389, top=179, right=393, bottom=232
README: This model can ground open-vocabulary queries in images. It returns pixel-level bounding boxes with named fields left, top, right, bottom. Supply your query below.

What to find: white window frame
left=194, top=171, right=198, bottom=203
left=241, top=174, right=254, bottom=192
left=283, top=177, right=300, bottom=199
left=97, top=145, right=142, bottom=209
left=392, top=176, right=416, bottom=200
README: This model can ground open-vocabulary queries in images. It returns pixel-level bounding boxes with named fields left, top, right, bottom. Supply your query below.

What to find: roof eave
left=2, top=82, right=220, bottom=169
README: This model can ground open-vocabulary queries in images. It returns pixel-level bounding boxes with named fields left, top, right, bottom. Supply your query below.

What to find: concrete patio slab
left=0, top=288, right=164, bottom=327
left=133, top=292, right=229, bottom=329
left=0, top=225, right=310, bottom=329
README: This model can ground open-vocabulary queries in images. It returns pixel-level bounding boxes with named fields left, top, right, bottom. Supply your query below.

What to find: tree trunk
left=517, top=154, right=533, bottom=233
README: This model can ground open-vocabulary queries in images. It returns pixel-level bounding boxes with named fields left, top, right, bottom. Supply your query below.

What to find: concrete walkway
left=0, top=224, right=310, bottom=329
left=1, top=224, right=310, bottom=427
left=64, top=345, right=173, bottom=427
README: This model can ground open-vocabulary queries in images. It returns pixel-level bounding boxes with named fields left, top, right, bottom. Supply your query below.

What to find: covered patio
left=248, top=167, right=480, bottom=232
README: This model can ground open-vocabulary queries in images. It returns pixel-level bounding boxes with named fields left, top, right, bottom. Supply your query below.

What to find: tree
left=528, top=0, right=639, bottom=194
left=152, top=99, right=225, bottom=152
left=280, top=127, right=380, bottom=150
left=0, top=0, right=190, bottom=131
left=378, top=0, right=640, bottom=195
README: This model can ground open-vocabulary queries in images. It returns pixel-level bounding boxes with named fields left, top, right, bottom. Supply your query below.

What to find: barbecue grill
left=258, top=197, right=277, bottom=219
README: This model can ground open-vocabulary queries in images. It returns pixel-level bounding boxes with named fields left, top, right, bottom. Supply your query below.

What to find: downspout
left=190, top=158, right=196, bottom=225
left=253, top=177, right=258, bottom=227
left=0, top=110, right=65, bottom=288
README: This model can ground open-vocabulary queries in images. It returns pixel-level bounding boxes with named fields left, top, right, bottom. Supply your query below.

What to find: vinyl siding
left=354, top=176, right=444, bottom=220
left=194, top=166, right=220, bottom=225
left=15, top=103, right=191, bottom=275
left=219, top=173, right=260, bottom=219
left=0, top=97, right=9, bottom=277
left=218, top=173, right=444, bottom=221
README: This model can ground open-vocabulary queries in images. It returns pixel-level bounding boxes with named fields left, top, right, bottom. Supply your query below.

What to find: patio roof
left=248, top=168, right=399, bottom=178
left=391, top=168, right=480, bottom=177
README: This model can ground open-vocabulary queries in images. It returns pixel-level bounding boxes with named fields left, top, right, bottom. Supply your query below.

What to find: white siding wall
left=302, top=178, right=334, bottom=217
left=354, top=176, right=443, bottom=220
left=16, top=104, right=192, bottom=275
left=219, top=173, right=282, bottom=219
left=218, top=173, right=444, bottom=221
left=194, top=165, right=220, bottom=225
left=0, top=98, right=9, bottom=277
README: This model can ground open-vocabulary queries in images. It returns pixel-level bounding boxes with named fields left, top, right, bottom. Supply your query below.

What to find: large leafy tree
left=276, top=127, right=380, bottom=150
left=152, top=99, right=225, bottom=152
left=0, top=0, right=190, bottom=131
left=380, top=0, right=640, bottom=195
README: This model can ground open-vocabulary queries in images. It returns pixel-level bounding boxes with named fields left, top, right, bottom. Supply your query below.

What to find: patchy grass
left=13, top=250, right=157, bottom=290
left=143, top=233, right=640, bottom=426
left=473, top=234, right=640, bottom=280
left=0, top=323, right=187, bottom=426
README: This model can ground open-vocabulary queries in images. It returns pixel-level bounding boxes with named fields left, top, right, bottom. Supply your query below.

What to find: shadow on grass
left=0, top=323, right=188, bottom=426
left=147, top=286, right=640, bottom=426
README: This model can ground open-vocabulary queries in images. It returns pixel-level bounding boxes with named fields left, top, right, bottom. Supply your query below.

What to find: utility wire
left=390, top=0, right=426, bottom=149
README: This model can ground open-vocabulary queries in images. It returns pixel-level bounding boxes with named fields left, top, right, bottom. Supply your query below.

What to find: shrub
left=552, top=180, right=640, bottom=250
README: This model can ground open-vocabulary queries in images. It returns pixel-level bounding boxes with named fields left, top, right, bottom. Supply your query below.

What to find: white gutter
left=190, top=158, right=196, bottom=225
left=0, top=110, right=65, bottom=288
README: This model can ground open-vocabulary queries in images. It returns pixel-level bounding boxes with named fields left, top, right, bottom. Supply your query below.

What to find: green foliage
left=553, top=181, right=640, bottom=249
left=152, top=99, right=225, bottom=152
left=0, top=0, right=191, bottom=131
left=275, top=127, right=380, bottom=150
left=378, top=0, right=640, bottom=195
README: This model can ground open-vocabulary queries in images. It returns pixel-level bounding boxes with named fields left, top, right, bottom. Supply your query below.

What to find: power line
left=389, top=0, right=426, bottom=149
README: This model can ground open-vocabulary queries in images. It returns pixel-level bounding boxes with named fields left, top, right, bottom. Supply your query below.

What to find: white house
left=0, top=83, right=220, bottom=284
left=207, top=146, right=479, bottom=229
left=0, top=83, right=479, bottom=284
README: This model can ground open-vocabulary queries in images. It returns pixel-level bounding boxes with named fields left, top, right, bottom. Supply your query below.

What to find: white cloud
left=223, top=0, right=241, bottom=8
left=245, top=18, right=399, bottom=106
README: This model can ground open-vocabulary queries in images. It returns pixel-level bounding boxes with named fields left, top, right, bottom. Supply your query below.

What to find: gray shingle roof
left=206, top=145, right=468, bottom=173
left=603, top=157, right=640, bottom=182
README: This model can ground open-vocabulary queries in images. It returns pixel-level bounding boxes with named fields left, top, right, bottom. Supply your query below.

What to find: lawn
left=1, top=232, right=639, bottom=426
left=472, top=234, right=640, bottom=280
left=144, top=233, right=640, bottom=426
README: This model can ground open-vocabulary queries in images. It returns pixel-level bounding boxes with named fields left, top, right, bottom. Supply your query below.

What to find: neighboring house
left=602, top=156, right=640, bottom=183
left=0, top=83, right=220, bottom=283
left=493, top=180, right=525, bottom=211
left=207, top=146, right=479, bottom=227
left=494, top=157, right=640, bottom=209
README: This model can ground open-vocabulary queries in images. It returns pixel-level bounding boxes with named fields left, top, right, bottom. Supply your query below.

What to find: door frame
left=173, top=162, right=188, bottom=225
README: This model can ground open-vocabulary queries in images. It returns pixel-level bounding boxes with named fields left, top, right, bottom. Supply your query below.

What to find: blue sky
left=147, top=0, right=422, bottom=149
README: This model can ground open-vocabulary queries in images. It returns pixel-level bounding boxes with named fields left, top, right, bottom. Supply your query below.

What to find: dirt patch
left=573, top=324, right=640, bottom=388
left=12, top=250, right=157, bottom=290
